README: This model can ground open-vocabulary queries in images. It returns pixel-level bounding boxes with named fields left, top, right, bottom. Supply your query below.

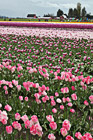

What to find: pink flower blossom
left=61, top=87, right=69, bottom=94
left=2, top=119, right=7, bottom=124
left=71, top=86, right=75, bottom=91
left=62, top=120, right=71, bottom=131
left=3, top=86, right=7, bottom=91
left=50, top=96, right=54, bottom=100
left=45, top=95, right=49, bottom=101
left=21, top=115, right=28, bottom=122
left=49, top=121, right=57, bottom=130
left=17, top=65, right=23, bottom=71
left=52, top=108, right=57, bottom=113
left=81, top=133, right=92, bottom=140
left=89, top=95, right=93, bottom=102
left=5, top=90, right=8, bottom=94
left=25, top=120, right=31, bottom=129
left=30, top=125, right=37, bottom=135
left=68, top=103, right=72, bottom=107
left=46, top=115, right=54, bottom=122
left=66, top=135, right=74, bottom=140
left=70, top=109, right=75, bottom=113
left=17, top=85, right=21, bottom=91
left=4, top=104, right=12, bottom=112
left=84, top=100, right=89, bottom=106
left=48, top=133, right=56, bottom=140
left=15, top=113, right=21, bottom=120
left=66, top=97, right=71, bottom=102
left=71, top=93, right=77, bottom=100
left=31, top=115, right=38, bottom=123
left=6, top=126, right=13, bottom=134
left=75, top=132, right=82, bottom=139
left=25, top=97, right=28, bottom=101
left=23, top=81, right=31, bottom=91
left=62, top=97, right=66, bottom=103
left=42, top=97, right=47, bottom=103
left=60, top=128, right=67, bottom=137
left=60, top=105, right=64, bottom=110
left=55, top=92, right=59, bottom=97
left=12, top=80, right=18, bottom=86
left=51, top=100, right=56, bottom=106
left=0, top=110, right=8, bottom=123
left=19, top=96, right=23, bottom=101
left=35, top=123, right=43, bottom=136
left=12, top=121, right=22, bottom=131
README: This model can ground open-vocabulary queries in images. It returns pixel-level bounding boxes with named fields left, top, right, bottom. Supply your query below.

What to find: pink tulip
left=68, top=103, right=72, bottom=107
left=19, top=96, right=23, bottom=101
left=3, top=86, right=7, bottom=91
left=25, top=97, right=28, bottom=101
left=89, top=95, right=93, bottom=102
left=71, top=86, right=75, bottom=91
left=48, top=133, right=56, bottom=140
left=62, top=120, right=71, bottom=131
left=2, top=119, right=7, bottom=124
left=60, top=127, right=67, bottom=137
left=46, top=115, right=54, bottom=122
left=31, top=115, right=38, bottom=123
left=49, top=121, right=57, bottom=130
left=12, top=121, right=22, bottom=131
left=51, top=100, right=56, bottom=106
left=60, top=105, right=64, bottom=110
left=17, top=85, right=21, bottom=91
left=75, top=132, right=82, bottom=139
left=52, top=108, right=57, bottom=113
left=70, top=109, right=75, bottom=113
left=4, top=104, right=12, bottom=112
left=66, top=135, right=74, bottom=140
left=21, top=115, right=28, bottom=122
left=6, top=126, right=13, bottom=134
left=84, top=100, right=89, bottom=106
left=71, top=93, right=77, bottom=100
left=30, top=125, right=37, bottom=135
left=15, top=113, right=21, bottom=120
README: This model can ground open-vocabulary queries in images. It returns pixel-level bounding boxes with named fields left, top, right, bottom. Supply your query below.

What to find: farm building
left=27, top=14, right=36, bottom=19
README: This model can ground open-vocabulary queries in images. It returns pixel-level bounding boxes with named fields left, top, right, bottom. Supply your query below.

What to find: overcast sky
left=0, top=0, right=93, bottom=17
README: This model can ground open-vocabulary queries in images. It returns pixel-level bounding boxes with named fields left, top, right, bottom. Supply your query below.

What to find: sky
left=0, top=0, right=93, bottom=18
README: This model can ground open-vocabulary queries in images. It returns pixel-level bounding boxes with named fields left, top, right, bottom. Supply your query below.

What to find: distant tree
left=82, top=7, right=87, bottom=17
left=57, top=9, right=64, bottom=17
left=68, top=8, right=74, bottom=18
left=44, top=13, right=54, bottom=17
left=73, top=8, right=78, bottom=18
left=77, top=3, right=81, bottom=18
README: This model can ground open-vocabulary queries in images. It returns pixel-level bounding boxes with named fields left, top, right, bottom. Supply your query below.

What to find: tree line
left=44, top=3, right=87, bottom=19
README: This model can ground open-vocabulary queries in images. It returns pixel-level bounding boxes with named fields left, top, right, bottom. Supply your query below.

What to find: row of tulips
left=0, top=33, right=93, bottom=139
left=0, top=26, right=93, bottom=40
left=0, top=21, right=93, bottom=29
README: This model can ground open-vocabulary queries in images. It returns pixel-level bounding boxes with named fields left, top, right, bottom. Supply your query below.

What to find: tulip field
left=0, top=23, right=93, bottom=140
left=0, top=21, right=93, bottom=29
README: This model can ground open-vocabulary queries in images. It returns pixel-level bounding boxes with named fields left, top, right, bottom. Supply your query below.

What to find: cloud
left=29, top=0, right=41, bottom=4
left=45, top=2, right=59, bottom=8
left=61, top=3, right=76, bottom=9
left=0, top=0, right=93, bottom=17
left=28, top=1, right=76, bottom=9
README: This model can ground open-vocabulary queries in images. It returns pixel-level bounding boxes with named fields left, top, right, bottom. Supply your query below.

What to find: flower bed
left=0, top=26, right=93, bottom=39
left=0, top=34, right=93, bottom=140
left=0, top=21, right=93, bottom=29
